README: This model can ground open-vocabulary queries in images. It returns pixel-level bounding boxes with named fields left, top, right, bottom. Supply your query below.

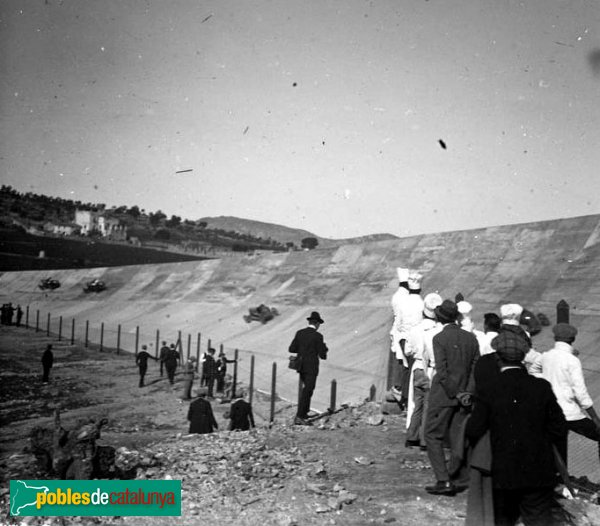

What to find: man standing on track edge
left=289, top=311, right=329, bottom=426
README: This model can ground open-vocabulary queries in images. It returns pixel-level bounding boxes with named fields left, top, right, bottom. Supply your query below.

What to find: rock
left=327, top=497, right=341, bottom=510
left=315, top=503, right=331, bottom=513
left=367, top=415, right=384, bottom=426
left=337, top=491, right=357, bottom=505
left=354, top=456, right=373, bottom=465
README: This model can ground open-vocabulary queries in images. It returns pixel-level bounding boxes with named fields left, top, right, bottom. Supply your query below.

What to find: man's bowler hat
left=307, top=311, right=324, bottom=324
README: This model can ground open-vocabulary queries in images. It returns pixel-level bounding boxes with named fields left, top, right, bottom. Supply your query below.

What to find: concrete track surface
left=2, top=214, right=600, bottom=479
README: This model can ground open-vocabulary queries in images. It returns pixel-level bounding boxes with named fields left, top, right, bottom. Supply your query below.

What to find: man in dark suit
left=466, top=331, right=567, bottom=526
left=228, top=391, right=255, bottom=431
left=289, top=311, right=329, bottom=425
left=425, top=300, right=479, bottom=496
left=188, top=387, right=218, bottom=434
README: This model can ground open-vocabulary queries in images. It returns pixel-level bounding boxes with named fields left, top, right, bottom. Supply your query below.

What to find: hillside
left=199, top=215, right=398, bottom=247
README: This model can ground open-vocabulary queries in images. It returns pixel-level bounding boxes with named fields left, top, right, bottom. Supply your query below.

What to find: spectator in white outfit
left=390, top=267, right=410, bottom=391
left=478, top=312, right=501, bottom=355
left=541, top=323, right=600, bottom=469
left=404, top=292, right=443, bottom=449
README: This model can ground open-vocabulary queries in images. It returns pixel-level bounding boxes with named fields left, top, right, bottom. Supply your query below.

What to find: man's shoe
left=425, top=481, right=456, bottom=496
left=405, top=440, right=420, bottom=448
left=294, top=417, right=313, bottom=426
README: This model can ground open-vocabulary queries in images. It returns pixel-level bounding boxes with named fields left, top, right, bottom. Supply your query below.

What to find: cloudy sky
left=1, top=0, right=599, bottom=239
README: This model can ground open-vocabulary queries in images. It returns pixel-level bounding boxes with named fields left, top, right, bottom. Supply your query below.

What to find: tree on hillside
left=149, top=210, right=166, bottom=226
left=301, top=237, right=319, bottom=250
left=127, top=205, right=141, bottom=218
left=166, top=214, right=181, bottom=228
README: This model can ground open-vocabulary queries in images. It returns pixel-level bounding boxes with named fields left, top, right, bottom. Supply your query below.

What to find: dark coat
left=466, top=368, right=566, bottom=489
left=41, top=349, right=54, bottom=369
left=429, top=324, right=479, bottom=408
left=288, top=326, right=328, bottom=375
left=188, top=397, right=218, bottom=434
left=203, top=355, right=218, bottom=378
left=229, top=399, right=255, bottom=431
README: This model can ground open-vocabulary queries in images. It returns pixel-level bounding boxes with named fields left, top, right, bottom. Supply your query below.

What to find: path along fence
left=17, top=305, right=378, bottom=425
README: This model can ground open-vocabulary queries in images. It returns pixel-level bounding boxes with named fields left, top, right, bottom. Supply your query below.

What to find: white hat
left=423, top=293, right=443, bottom=318
left=408, top=272, right=423, bottom=291
left=500, top=303, right=523, bottom=321
left=396, top=267, right=409, bottom=282
left=457, top=301, right=473, bottom=315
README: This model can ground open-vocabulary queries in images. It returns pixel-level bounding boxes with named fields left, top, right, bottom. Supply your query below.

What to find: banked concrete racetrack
left=2, top=214, right=600, bottom=479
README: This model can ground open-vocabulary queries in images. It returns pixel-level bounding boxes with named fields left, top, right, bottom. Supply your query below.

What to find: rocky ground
left=2, top=325, right=600, bottom=525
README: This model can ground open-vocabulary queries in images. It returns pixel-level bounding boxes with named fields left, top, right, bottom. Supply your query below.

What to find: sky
left=1, top=0, right=599, bottom=239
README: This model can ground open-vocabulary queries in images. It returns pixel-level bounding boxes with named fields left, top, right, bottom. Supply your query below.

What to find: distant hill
left=198, top=216, right=398, bottom=247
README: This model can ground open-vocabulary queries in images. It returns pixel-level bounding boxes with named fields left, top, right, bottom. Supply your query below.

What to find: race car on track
left=243, top=304, right=279, bottom=324
left=39, top=278, right=61, bottom=290
left=83, top=279, right=107, bottom=293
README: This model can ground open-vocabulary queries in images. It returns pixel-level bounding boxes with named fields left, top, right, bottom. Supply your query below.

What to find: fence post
left=100, top=322, right=104, bottom=352
left=71, top=318, right=75, bottom=345
left=25, top=306, right=29, bottom=329
left=219, top=343, right=223, bottom=355
left=232, top=349, right=239, bottom=399
left=155, top=329, right=160, bottom=358
left=35, top=310, right=40, bottom=332
left=329, top=379, right=337, bottom=413
left=557, top=299, right=570, bottom=324
left=85, top=320, right=89, bottom=348
left=117, top=324, right=121, bottom=354
left=58, top=316, right=63, bottom=341
left=135, top=326, right=139, bottom=355
left=187, top=334, right=191, bottom=361
left=195, top=333, right=201, bottom=371
left=207, top=338, right=212, bottom=351
left=178, top=330, right=182, bottom=347
left=369, top=384, right=376, bottom=402
left=46, top=313, right=51, bottom=336
left=270, top=362, right=277, bottom=424
left=249, top=355, right=255, bottom=405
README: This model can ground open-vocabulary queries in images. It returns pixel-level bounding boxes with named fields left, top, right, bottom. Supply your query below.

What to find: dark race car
left=39, top=278, right=61, bottom=290
left=243, top=304, right=279, bottom=324
left=83, top=279, right=107, bottom=293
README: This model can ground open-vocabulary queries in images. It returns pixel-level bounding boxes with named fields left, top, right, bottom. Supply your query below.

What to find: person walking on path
left=424, top=299, right=479, bottom=496
left=15, top=305, right=23, bottom=327
left=181, top=356, right=197, bottom=400
left=41, top=344, right=54, bottom=383
left=289, top=311, right=329, bottom=426
left=163, top=343, right=180, bottom=385
left=158, top=341, right=170, bottom=377
left=203, top=348, right=219, bottom=397
left=228, top=391, right=256, bottom=431
left=187, top=387, right=218, bottom=434
left=541, top=323, right=600, bottom=470
left=136, top=345, right=158, bottom=387
left=466, top=331, right=567, bottom=526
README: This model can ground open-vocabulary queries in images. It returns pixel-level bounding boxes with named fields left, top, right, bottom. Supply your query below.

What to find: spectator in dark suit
left=188, top=387, right=218, bottom=434
left=228, top=391, right=255, bottom=431
left=466, top=331, right=567, bottom=526
left=289, top=311, right=329, bottom=426
left=424, top=300, right=479, bottom=496
left=41, top=344, right=54, bottom=383
left=136, top=344, right=158, bottom=387
left=158, top=341, right=170, bottom=377
left=203, top=348, right=219, bottom=398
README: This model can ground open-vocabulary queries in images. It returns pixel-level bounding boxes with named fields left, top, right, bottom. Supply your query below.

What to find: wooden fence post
left=369, top=384, right=376, bottom=402
left=135, top=326, right=139, bottom=355
left=35, top=310, right=40, bottom=332
left=232, top=349, right=239, bottom=399
left=25, top=306, right=29, bottom=329
left=85, top=320, right=89, bottom=347
left=195, top=333, right=201, bottom=372
left=46, top=312, right=51, bottom=336
left=58, top=316, right=63, bottom=341
left=117, top=324, right=121, bottom=354
left=70, top=318, right=75, bottom=345
left=557, top=299, right=570, bottom=324
left=329, top=379, right=337, bottom=413
left=249, top=355, right=255, bottom=405
left=100, top=322, right=104, bottom=352
left=187, top=334, right=191, bottom=361
left=270, top=362, right=277, bottom=424
left=155, top=329, right=160, bottom=358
